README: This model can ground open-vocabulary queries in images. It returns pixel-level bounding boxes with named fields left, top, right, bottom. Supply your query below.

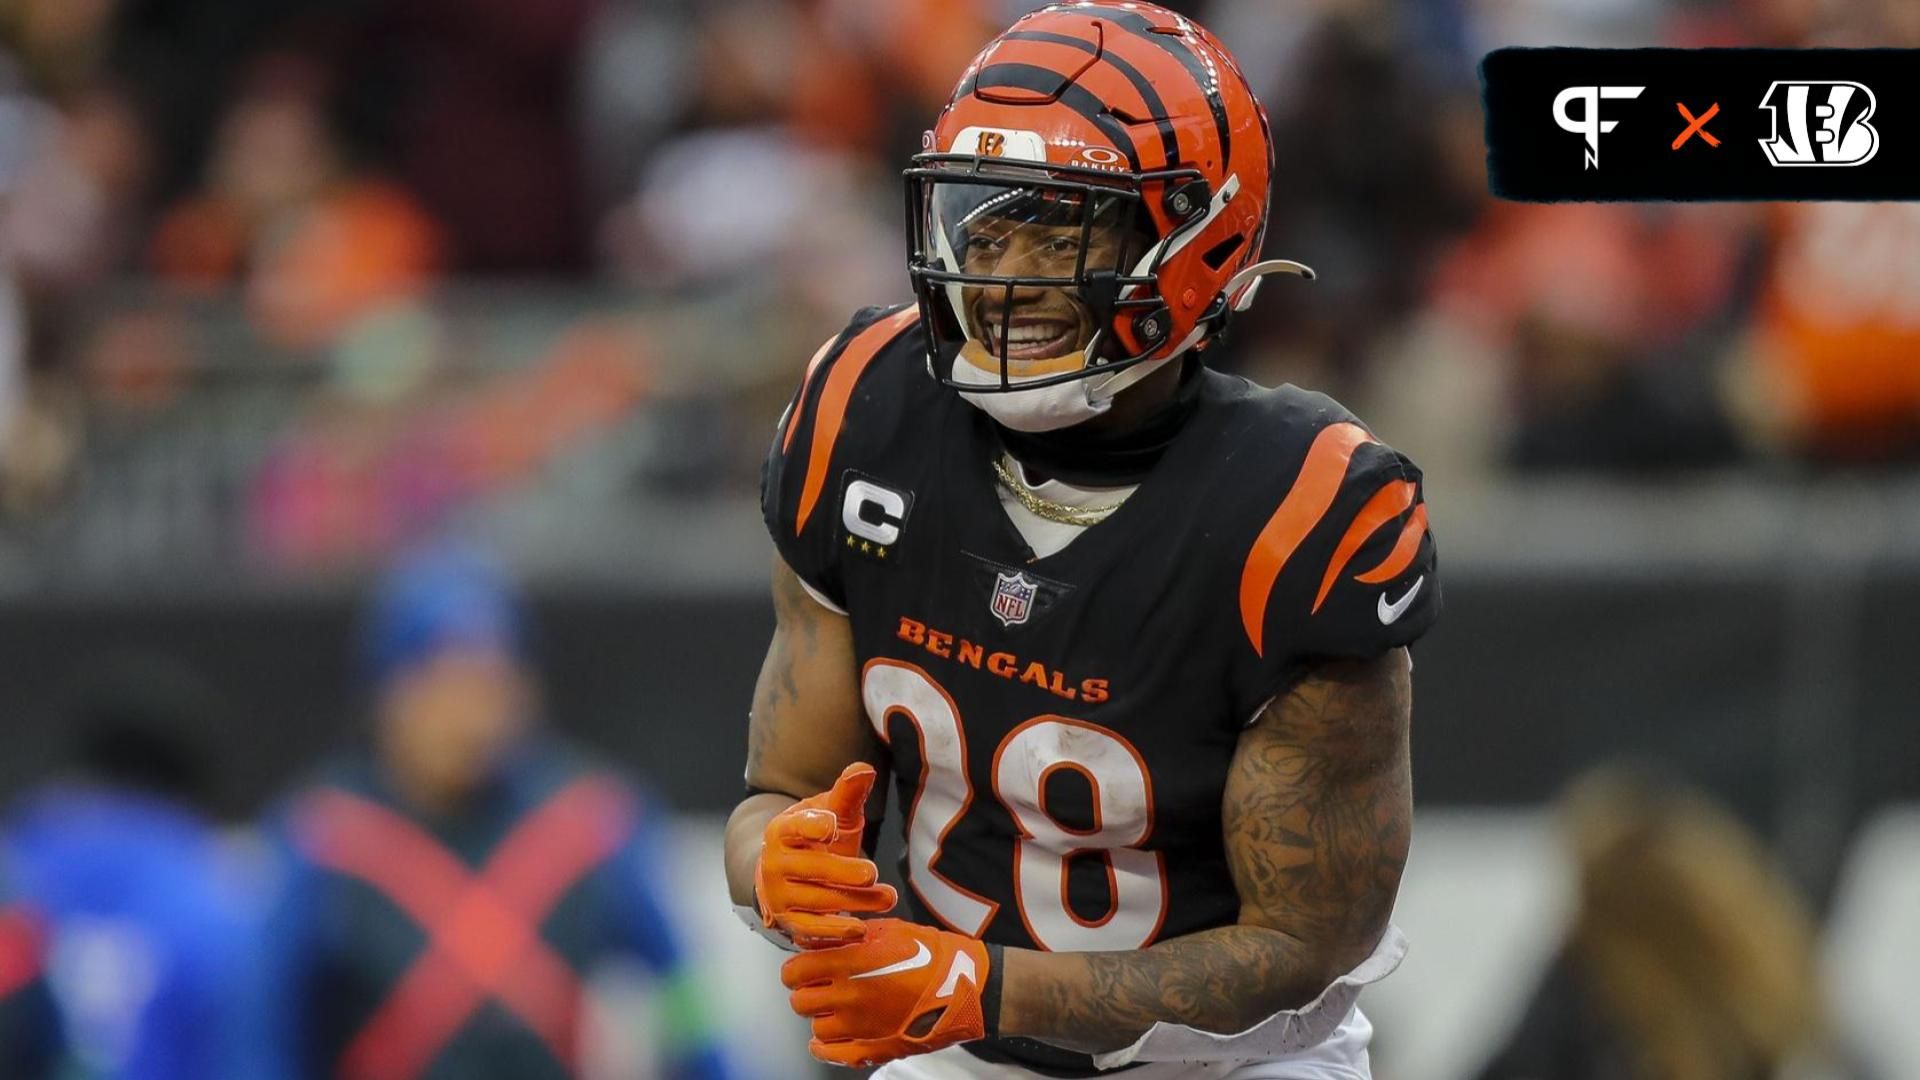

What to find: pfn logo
left=1553, top=85, right=1645, bottom=169
left=1758, top=81, right=1879, bottom=167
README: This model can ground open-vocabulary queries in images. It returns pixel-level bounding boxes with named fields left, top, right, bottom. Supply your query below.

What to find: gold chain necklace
left=991, top=456, right=1126, bottom=527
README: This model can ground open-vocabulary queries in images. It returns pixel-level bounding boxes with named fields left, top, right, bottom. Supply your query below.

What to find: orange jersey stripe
left=1355, top=503, right=1429, bottom=584
left=1238, top=422, right=1375, bottom=657
left=782, top=335, right=848, bottom=455
left=795, top=308, right=919, bottom=535
left=1313, top=480, right=1416, bottom=614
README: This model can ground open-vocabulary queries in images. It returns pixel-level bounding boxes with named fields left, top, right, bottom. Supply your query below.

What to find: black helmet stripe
left=1001, top=30, right=1182, bottom=168
left=962, top=63, right=1141, bottom=171
left=1103, top=12, right=1231, bottom=167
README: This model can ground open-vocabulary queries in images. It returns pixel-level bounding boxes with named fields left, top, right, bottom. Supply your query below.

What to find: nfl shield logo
left=990, top=571, right=1038, bottom=627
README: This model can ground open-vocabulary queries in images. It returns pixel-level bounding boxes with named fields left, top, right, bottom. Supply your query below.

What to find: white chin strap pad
left=1089, top=924, right=1406, bottom=1068
left=948, top=350, right=1107, bottom=433
left=948, top=345, right=1183, bottom=433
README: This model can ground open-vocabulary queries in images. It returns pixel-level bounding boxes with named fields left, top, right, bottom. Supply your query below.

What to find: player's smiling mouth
left=978, top=313, right=1082, bottom=360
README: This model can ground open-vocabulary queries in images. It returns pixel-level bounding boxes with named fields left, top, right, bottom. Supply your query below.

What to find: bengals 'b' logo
left=1758, top=81, right=1879, bottom=167
left=975, top=131, right=1006, bottom=157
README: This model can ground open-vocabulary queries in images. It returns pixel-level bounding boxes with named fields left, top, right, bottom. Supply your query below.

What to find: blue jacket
left=5, top=787, right=253, bottom=1080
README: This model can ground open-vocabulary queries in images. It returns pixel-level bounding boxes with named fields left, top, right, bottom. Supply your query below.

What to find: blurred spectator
left=1737, top=202, right=1920, bottom=463
left=2, top=79, right=149, bottom=302
left=149, top=56, right=441, bottom=350
left=1396, top=202, right=1749, bottom=472
left=0, top=875, right=58, bottom=1079
left=804, top=0, right=999, bottom=152
left=107, top=0, right=351, bottom=210
left=1474, top=767, right=1859, bottom=1080
left=247, top=544, right=735, bottom=1079
left=597, top=0, right=979, bottom=449
left=0, top=85, right=30, bottom=500
left=1720, top=0, right=1920, bottom=464
left=244, top=309, right=462, bottom=571
left=2, top=655, right=255, bottom=1080
left=340, top=0, right=596, bottom=273
left=1219, top=8, right=1483, bottom=402
left=0, top=61, right=140, bottom=516
left=602, top=1, right=902, bottom=320
left=0, top=267, right=21, bottom=470
left=247, top=310, right=651, bottom=571
left=577, top=0, right=696, bottom=218
left=613, top=126, right=899, bottom=312
left=5, top=0, right=117, bottom=99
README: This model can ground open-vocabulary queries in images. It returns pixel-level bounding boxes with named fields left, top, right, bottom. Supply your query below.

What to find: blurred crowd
left=0, top=542, right=741, bottom=1079
left=0, top=0, right=1917, bottom=575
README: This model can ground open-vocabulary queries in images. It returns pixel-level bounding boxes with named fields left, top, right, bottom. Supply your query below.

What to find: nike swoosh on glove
left=782, top=918, right=992, bottom=1067
left=757, top=762, right=897, bottom=947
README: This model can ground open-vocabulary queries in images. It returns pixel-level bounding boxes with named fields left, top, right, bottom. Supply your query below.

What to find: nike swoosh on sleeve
left=1377, top=576, right=1424, bottom=625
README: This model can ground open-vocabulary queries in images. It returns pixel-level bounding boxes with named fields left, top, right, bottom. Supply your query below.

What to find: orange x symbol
left=1673, top=102, right=1721, bottom=149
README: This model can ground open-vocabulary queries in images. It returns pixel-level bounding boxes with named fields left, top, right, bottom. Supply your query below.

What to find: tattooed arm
left=995, top=648, right=1413, bottom=1053
left=724, top=554, right=877, bottom=907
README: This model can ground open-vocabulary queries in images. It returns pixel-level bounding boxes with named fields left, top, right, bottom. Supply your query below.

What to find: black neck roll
left=996, top=361, right=1204, bottom=487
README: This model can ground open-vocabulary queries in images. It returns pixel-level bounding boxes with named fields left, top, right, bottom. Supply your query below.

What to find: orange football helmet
left=907, top=0, right=1307, bottom=394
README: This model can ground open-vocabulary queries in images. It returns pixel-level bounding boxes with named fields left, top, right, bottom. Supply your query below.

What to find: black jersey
left=762, top=305, right=1439, bottom=1071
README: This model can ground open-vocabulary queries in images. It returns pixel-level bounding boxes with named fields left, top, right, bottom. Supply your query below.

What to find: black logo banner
left=1482, top=48, right=1920, bottom=201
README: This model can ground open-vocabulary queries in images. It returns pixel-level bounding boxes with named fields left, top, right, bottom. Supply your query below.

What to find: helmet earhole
left=1133, top=305, right=1171, bottom=345
left=1164, top=180, right=1210, bottom=223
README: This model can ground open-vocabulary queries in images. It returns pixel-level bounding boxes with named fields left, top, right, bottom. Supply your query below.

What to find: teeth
left=992, top=322, right=1069, bottom=345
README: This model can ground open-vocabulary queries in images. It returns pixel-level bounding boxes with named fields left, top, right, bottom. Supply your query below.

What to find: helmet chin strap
left=1083, top=343, right=1179, bottom=404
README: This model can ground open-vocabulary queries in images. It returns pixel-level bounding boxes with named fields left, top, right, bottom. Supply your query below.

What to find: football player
left=724, top=3, right=1440, bottom=1077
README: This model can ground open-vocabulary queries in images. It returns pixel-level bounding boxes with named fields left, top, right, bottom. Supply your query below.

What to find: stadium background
left=0, top=0, right=1916, bottom=1076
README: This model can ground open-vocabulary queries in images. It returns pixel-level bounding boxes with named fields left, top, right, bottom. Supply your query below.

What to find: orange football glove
left=756, top=762, right=898, bottom=947
left=782, top=918, right=996, bottom=1067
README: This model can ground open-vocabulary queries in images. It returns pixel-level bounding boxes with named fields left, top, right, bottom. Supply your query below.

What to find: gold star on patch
left=876, top=547, right=887, bottom=559
left=860, top=541, right=872, bottom=554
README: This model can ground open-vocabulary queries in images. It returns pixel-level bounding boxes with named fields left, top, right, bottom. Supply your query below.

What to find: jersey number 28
left=863, top=659, right=1168, bottom=951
